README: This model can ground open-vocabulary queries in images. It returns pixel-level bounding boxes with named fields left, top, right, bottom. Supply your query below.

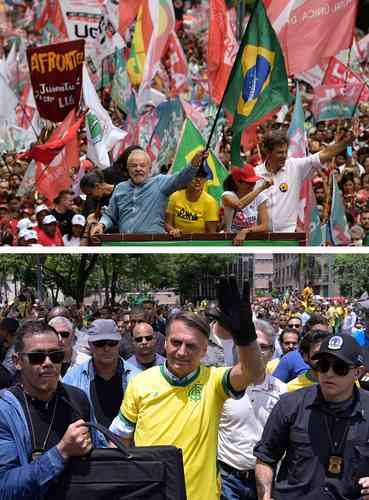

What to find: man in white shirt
left=255, top=129, right=357, bottom=232
left=218, top=319, right=287, bottom=499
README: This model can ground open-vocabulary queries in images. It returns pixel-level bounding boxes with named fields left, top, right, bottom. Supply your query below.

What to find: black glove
left=216, top=276, right=257, bottom=346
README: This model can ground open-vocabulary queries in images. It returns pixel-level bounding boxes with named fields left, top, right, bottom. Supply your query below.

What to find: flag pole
left=205, top=0, right=259, bottom=152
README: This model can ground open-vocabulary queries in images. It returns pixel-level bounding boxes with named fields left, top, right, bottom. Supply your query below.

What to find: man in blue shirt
left=91, top=149, right=208, bottom=236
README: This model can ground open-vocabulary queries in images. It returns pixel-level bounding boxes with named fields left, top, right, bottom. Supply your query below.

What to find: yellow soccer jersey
left=120, top=365, right=233, bottom=500
left=167, top=189, right=219, bottom=234
left=266, top=358, right=280, bottom=375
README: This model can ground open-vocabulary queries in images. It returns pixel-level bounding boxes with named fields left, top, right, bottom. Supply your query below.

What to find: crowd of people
left=0, top=3, right=368, bottom=246
left=1, top=281, right=369, bottom=499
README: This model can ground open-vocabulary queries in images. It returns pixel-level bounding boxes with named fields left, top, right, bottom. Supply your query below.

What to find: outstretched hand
left=215, top=276, right=257, bottom=346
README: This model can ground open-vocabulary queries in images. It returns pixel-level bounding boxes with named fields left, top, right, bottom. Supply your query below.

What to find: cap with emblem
left=71, top=214, right=86, bottom=226
left=312, top=334, right=364, bottom=366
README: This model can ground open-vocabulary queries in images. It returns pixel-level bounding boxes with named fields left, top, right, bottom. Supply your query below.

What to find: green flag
left=171, top=118, right=228, bottom=202
left=223, top=0, right=289, bottom=165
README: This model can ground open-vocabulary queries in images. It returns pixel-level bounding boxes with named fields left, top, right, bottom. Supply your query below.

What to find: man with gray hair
left=217, top=319, right=287, bottom=499
left=90, top=148, right=209, bottom=236
left=48, top=316, right=90, bottom=377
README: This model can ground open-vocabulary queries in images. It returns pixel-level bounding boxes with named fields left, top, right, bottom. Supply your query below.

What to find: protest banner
left=27, top=39, right=84, bottom=122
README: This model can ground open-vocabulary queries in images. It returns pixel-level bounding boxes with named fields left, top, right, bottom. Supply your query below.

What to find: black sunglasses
left=316, top=358, right=354, bottom=377
left=22, top=350, right=64, bottom=365
left=130, top=319, right=145, bottom=324
left=58, top=330, right=71, bottom=338
left=288, top=323, right=301, bottom=329
left=91, top=340, right=119, bottom=348
left=134, top=335, right=154, bottom=343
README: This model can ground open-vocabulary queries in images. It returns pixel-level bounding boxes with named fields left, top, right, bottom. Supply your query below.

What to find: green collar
left=160, top=363, right=201, bottom=387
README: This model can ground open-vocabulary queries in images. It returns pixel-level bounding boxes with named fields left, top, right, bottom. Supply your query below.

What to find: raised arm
left=216, top=276, right=265, bottom=391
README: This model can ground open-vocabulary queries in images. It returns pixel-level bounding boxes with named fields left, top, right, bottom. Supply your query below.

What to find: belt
left=218, top=460, right=255, bottom=481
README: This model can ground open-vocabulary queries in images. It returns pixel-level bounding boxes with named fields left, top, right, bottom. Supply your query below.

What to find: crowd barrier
left=97, top=232, right=306, bottom=247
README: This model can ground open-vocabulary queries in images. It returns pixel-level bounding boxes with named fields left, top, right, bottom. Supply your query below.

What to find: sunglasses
left=134, top=335, right=154, bottom=343
left=91, top=340, right=119, bottom=348
left=130, top=319, right=145, bottom=324
left=288, top=323, right=301, bottom=329
left=58, top=330, right=71, bottom=338
left=22, top=350, right=64, bottom=365
left=316, top=358, right=354, bottom=377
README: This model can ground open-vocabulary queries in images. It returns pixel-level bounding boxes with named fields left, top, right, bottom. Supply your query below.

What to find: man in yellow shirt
left=110, top=277, right=264, bottom=500
left=166, top=170, right=219, bottom=235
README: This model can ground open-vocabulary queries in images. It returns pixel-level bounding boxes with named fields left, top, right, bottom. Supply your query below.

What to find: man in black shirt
left=254, top=334, right=369, bottom=500
left=0, top=321, right=98, bottom=500
left=51, top=190, right=76, bottom=236
left=63, top=319, right=139, bottom=431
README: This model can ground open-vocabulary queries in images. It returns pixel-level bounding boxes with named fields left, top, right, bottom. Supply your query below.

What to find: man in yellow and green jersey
left=110, top=278, right=265, bottom=500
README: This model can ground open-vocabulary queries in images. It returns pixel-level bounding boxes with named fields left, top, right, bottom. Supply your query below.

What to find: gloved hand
left=216, top=276, right=257, bottom=346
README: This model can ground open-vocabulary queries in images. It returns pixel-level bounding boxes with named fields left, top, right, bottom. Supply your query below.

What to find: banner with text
left=27, top=39, right=84, bottom=122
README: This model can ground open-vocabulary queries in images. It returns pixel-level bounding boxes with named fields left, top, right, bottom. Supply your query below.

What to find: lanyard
left=323, top=413, right=351, bottom=476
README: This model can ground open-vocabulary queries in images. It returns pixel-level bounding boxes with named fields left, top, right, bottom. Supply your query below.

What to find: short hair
left=48, top=316, right=74, bottom=332
left=166, top=311, right=210, bottom=339
left=254, top=319, right=276, bottom=344
left=80, top=170, right=104, bottom=191
left=299, top=330, right=330, bottom=356
left=351, top=224, right=365, bottom=238
left=130, top=305, right=145, bottom=315
left=263, top=130, right=288, bottom=152
left=53, top=189, right=73, bottom=205
left=279, top=327, right=300, bottom=344
left=14, top=321, right=59, bottom=353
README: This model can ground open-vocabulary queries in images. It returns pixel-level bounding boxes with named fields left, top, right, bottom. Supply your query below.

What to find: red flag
left=164, top=32, right=189, bottom=95
left=208, top=0, right=238, bottom=104
left=266, top=0, right=358, bottom=75
left=19, top=111, right=84, bottom=165
left=324, top=56, right=369, bottom=102
left=35, top=109, right=82, bottom=201
left=119, top=0, right=142, bottom=36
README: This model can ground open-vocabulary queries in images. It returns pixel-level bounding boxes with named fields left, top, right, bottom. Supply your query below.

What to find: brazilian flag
left=171, top=118, right=228, bottom=203
left=223, top=0, right=289, bottom=165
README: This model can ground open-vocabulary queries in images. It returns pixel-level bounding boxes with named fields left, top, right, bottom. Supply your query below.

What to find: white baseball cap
left=17, top=217, right=34, bottom=231
left=35, top=204, right=49, bottom=215
left=71, top=214, right=86, bottom=226
left=18, top=228, right=29, bottom=239
left=42, top=215, right=57, bottom=225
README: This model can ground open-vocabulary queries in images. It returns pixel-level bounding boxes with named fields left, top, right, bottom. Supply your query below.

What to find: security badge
left=328, top=455, right=343, bottom=475
left=328, top=336, right=344, bottom=350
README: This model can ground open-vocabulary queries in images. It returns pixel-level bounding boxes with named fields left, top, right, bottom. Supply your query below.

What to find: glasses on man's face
left=316, top=358, right=354, bottom=377
left=91, top=340, right=119, bottom=348
left=22, top=350, right=64, bottom=366
left=288, top=323, right=300, bottom=329
left=58, top=330, right=72, bottom=338
left=134, top=335, right=154, bottom=344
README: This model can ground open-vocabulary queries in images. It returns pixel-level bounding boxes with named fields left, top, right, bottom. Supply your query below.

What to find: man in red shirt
left=36, top=215, right=64, bottom=246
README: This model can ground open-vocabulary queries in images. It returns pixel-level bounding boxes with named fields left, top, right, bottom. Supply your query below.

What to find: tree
left=334, top=255, right=369, bottom=298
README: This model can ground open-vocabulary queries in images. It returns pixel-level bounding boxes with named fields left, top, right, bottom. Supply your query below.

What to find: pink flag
left=180, top=97, right=207, bottom=131
left=266, top=0, right=358, bottom=75
left=207, top=0, right=238, bottom=105
left=119, top=0, right=142, bottom=35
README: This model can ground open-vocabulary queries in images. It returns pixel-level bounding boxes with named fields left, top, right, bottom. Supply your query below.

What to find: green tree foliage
left=334, top=255, right=369, bottom=297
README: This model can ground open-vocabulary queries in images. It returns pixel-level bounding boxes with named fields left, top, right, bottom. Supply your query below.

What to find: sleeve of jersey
left=109, top=380, right=137, bottom=438
left=218, top=367, right=245, bottom=400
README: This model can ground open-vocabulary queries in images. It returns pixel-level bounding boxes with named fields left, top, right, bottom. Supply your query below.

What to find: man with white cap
left=63, top=319, right=139, bottom=440
left=63, top=214, right=86, bottom=246
left=34, top=204, right=50, bottom=226
left=36, top=214, right=64, bottom=246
